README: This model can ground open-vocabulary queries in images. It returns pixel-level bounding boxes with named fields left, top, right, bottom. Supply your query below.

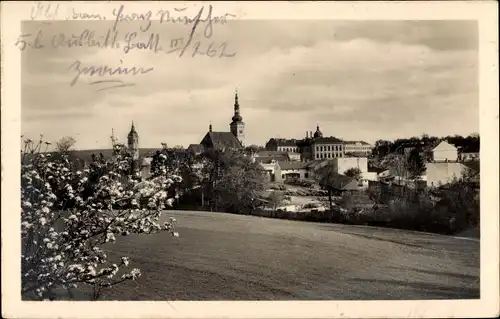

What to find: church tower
left=229, top=91, right=245, bottom=146
left=127, top=121, right=139, bottom=161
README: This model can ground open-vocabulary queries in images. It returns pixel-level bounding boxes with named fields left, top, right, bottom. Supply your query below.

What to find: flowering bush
left=21, top=136, right=181, bottom=300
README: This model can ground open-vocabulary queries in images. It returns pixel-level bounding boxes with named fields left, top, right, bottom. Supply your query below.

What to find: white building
left=432, top=141, right=458, bottom=162
left=278, top=161, right=310, bottom=180
left=426, top=162, right=468, bottom=187
left=259, top=159, right=282, bottom=183
left=344, top=141, right=373, bottom=156
left=331, top=157, right=368, bottom=175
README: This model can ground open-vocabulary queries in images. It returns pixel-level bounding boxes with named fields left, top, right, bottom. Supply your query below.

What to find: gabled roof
left=201, top=132, right=242, bottom=150
left=463, top=160, right=480, bottom=173
left=321, top=173, right=358, bottom=191
left=278, top=161, right=308, bottom=170
left=432, top=140, right=457, bottom=151
left=270, top=138, right=299, bottom=147
left=344, top=140, right=371, bottom=145
left=187, top=144, right=205, bottom=153
left=312, top=136, right=344, bottom=144
left=255, top=155, right=288, bottom=164
left=256, top=151, right=290, bottom=157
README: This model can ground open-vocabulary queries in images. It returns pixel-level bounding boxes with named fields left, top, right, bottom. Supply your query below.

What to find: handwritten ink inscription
left=22, top=3, right=238, bottom=91
left=68, top=60, right=154, bottom=87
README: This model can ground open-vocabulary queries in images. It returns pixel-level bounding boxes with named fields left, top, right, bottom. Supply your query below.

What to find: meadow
left=67, top=210, right=479, bottom=300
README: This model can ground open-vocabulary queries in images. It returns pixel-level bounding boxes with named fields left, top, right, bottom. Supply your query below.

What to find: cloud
left=21, top=20, right=478, bottom=149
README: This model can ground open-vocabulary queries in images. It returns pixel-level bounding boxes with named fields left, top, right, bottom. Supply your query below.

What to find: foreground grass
left=59, top=210, right=480, bottom=301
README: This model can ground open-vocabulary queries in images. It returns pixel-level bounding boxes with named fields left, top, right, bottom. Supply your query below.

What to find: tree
left=406, top=148, right=426, bottom=180
left=215, top=151, right=268, bottom=213
left=344, top=167, right=362, bottom=180
left=267, top=190, right=286, bottom=216
left=374, top=140, right=393, bottom=158
left=21, top=135, right=181, bottom=301
left=201, top=149, right=268, bottom=213
left=56, top=136, right=76, bottom=154
left=244, top=144, right=264, bottom=155
left=316, top=163, right=338, bottom=213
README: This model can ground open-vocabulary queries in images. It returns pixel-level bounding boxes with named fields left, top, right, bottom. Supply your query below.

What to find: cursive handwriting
left=28, top=2, right=237, bottom=29
left=30, top=2, right=60, bottom=21
left=112, top=5, right=153, bottom=32
left=15, top=28, right=237, bottom=58
left=89, top=80, right=136, bottom=92
left=123, top=32, right=162, bottom=54
left=68, top=60, right=154, bottom=86
left=71, top=8, right=107, bottom=20
left=51, top=29, right=120, bottom=49
left=157, top=5, right=235, bottom=38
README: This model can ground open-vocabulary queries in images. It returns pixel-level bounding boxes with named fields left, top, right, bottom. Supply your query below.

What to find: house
left=344, top=141, right=373, bottom=156
left=331, top=157, right=368, bottom=175
left=459, top=144, right=480, bottom=161
left=321, top=173, right=360, bottom=195
left=311, top=136, right=345, bottom=160
left=278, top=161, right=310, bottom=181
left=256, top=158, right=282, bottom=183
left=265, top=138, right=300, bottom=152
left=425, top=161, right=474, bottom=187
left=254, top=150, right=300, bottom=162
left=432, top=141, right=458, bottom=162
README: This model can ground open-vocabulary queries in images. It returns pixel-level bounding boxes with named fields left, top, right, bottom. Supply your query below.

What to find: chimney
left=310, top=131, right=313, bottom=137
left=306, top=131, right=308, bottom=138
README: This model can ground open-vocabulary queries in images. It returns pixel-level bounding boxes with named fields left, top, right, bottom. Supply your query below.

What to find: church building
left=189, top=92, right=245, bottom=153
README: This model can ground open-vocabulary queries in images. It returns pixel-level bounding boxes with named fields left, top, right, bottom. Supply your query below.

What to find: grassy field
left=77, top=210, right=479, bottom=300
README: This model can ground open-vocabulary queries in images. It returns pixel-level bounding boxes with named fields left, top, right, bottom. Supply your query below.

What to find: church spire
left=232, top=90, right=242, bottom=122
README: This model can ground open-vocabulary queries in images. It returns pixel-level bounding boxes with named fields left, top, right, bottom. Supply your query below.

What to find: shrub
left=21, top=136, right=181, bottom=300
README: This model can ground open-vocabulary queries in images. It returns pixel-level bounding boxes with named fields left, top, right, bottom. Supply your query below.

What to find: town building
left=254, top=158, right=282, bottom=182
left=344, top=141, right=373, bottom=156
left=268, top=125, right=347, bottom=162
left=192, top=92, right=245, bottom=152
left=127, top=122, right=139, bottom=161
left=278, top=161, right=310, bottom=181
left=425, top=161, right=477, bottom=187
left=431, top=141, right=458, bottom=162
left=265, top=138, right=300, bottom=153
left=458, top=144, right=480, bottom=162
left=311, top=135, right=345, bottom=160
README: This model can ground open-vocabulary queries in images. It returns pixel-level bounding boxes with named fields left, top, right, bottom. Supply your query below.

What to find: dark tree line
left=150, top=147, right=268, bottom=214
left=373, top=133, right=480, bottom=158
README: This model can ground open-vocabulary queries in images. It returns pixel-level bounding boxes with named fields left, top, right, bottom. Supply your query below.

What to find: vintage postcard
left=1, top=1, right=499, bottom=318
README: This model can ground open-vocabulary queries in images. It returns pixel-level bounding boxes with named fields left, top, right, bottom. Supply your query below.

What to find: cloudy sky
left=21, top=19, right=478, bottom=150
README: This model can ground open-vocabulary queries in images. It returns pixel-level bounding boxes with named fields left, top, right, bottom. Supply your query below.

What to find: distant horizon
left=28, top=130, right=480, bottom=152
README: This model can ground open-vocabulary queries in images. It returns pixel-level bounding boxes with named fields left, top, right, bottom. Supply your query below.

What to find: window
left=305, top=173, right=309, bottom=178
left=282, top=174, right=285, bottom=179
left=316, top=154, right=320, bottom=159
left=328, top=153, right=331, bottom=158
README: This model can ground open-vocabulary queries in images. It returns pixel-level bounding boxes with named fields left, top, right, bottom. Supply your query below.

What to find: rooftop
left=312, top=136, right=344, bottom=144
left=278, top=161, right=309, bottom=170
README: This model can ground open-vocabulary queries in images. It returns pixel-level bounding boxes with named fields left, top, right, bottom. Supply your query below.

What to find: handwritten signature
left=68, top=60, right=153, bottom=89
left=30, top=2, right=236, bottom=38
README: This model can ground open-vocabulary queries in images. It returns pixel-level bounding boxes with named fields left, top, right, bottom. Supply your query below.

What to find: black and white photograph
left=2, top=1, right=499, bottom=318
